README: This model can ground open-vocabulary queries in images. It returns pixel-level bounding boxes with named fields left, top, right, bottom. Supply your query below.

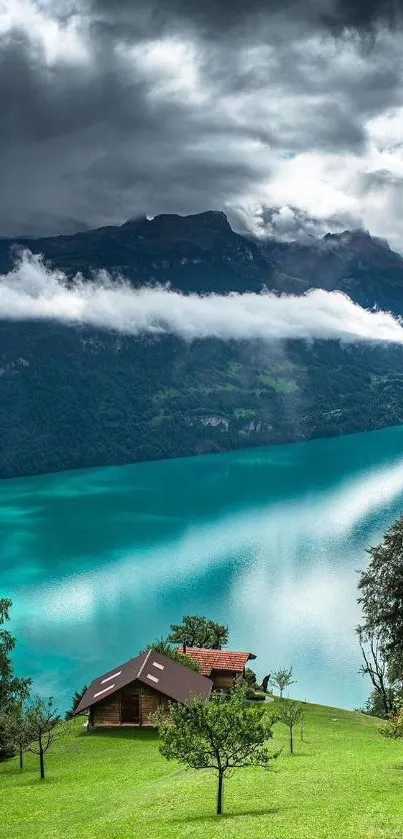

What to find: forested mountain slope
left=2, top=211, right=403, bottom=478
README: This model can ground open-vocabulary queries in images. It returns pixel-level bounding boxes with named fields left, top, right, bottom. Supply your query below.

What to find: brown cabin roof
left=74, top=650, right=213, bottom=714
left=182, top=648, right=256, bottom=676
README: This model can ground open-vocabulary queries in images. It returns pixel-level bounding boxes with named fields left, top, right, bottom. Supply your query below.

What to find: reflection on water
left=3, top=425, right=403, bottom=710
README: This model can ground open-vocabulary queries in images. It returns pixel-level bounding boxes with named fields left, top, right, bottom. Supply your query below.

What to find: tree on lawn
left=154, top=684, right=278, bottom=816
left=276, top=698, right=303, bottom=755
left=270, top=667, right=296, bottom=698
left=27, top=697, right=60, bottom=780
left=0, top=598, right=31, bottom=758
left=168, top=615, right=228, bottom=649
left=358, top=515, right=403, bottom=679
left=0, top=699, right=32, bottom=769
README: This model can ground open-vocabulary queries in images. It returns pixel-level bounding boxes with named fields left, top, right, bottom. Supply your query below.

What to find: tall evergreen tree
left=65, top=686, right=88, bottom=721
left=358, top=515, right=403, bottom=678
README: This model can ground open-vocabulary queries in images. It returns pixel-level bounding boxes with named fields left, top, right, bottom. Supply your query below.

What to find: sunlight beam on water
left=6, top=448, right=403, bottom=709
left=16, top=453, right=403, bottom=620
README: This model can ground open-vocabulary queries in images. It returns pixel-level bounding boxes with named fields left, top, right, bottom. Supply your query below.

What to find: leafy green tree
left=139, top=639, right=201, bottom=672
left=358, top=516, right=403, bottom=676
left=167, top=615, right=228, bottom=649
left=65, top=685, right=88, bottom=721
left=0, top=599, right=31, bottom=706
left=154, top=684, right=278, bottom=816
left=0, top=699, right=32, bottom=769
left=270, top=667, right=296, bottom=698
left=276, top=698, right=303, bottom=754
left=26, top=697, right=60, bottom=780
left=0, top=599, right=31, bottom=758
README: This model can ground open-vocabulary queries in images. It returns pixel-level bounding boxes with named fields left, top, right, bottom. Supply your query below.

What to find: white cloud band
left=1, top=250, right=403, bottom=345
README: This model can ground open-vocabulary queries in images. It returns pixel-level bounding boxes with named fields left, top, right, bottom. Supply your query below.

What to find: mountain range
left=2, top=210, right=403, bottom=478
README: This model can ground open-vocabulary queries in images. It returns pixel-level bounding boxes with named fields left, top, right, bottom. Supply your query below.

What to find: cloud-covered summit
left=2, top=0, right=403, bottom=249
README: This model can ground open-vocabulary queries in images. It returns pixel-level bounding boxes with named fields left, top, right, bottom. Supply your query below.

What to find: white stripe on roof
left=93, top=684, right=115, bottom=698
left=146, top=673, right=159, bottom=683
left=137, top=649, right=152, bottom=678
left=152, top=661, right=164, bottom=670
left=101, top=670, right=122, bottom=684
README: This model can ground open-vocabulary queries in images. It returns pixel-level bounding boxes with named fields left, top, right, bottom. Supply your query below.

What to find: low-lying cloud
left=2, top=250, right=403, bottom=346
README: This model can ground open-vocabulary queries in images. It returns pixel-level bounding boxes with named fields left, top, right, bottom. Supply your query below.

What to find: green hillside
left=1, top=701, right=403, bottom=839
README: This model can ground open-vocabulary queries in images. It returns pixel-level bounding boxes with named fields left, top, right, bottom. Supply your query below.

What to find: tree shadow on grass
left=78, top=727, right=159, bottom=743
left=171, top=805, right=289, bottom=823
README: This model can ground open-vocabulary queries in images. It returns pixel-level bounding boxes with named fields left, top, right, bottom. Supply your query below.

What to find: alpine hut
left=74, top=649, right=213, bottom=728
left=180, top=647, right=256, bottom=691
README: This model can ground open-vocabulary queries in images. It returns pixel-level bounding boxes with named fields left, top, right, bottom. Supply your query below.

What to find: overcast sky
left=2, top=0, right=403, bottom=249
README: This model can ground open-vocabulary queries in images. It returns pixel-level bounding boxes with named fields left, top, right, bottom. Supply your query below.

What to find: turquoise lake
left=4, top=425, right=403, bottom=712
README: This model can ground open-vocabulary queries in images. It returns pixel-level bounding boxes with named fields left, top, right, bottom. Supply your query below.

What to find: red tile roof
left=182, top=648, right=256, bottom=676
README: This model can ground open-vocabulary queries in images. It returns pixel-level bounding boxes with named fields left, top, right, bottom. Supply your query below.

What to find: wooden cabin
left=74, top=649, right=213, bottom=728
left=181, top=647, right=256, bottom=690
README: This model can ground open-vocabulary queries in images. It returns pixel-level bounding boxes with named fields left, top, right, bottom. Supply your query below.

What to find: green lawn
left=1, top=702, right=403, bottom=839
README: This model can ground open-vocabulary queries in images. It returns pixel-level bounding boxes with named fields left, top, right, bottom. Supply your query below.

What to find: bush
left=380, top=700, right=403, bottom=738
left=245, top=687, right=265, bottom=701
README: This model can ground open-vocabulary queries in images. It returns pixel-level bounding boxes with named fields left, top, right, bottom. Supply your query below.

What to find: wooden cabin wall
left=211, top=671, right=237, bottom=690
left=92, top=695, right=121, bottom=726
left=141, top=684, right=169, bottom=724
left=92, top=680, right=170, bottom=727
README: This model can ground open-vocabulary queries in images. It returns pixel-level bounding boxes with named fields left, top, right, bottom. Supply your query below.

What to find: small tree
left=276, top=698, right=303, bottom=754
left=270, top=667, right=296, bottom=698
left=0, top=700, right=32, bottom=769
left=168, top=615, right=228, bottom=649
left=65, top=685, right=88, bottom=721
left=26, top=697, right=60, bottom=780
left=139, top=639, right=201, bottom=673
left=154, top=684, right=278, bottom=816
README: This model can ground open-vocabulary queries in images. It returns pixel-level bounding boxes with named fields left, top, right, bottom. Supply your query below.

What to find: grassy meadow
left=1, top=701, right=403, bottom=839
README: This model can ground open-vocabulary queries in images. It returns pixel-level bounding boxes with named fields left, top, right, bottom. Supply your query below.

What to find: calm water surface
left=4, top=426, right=403, bottom=712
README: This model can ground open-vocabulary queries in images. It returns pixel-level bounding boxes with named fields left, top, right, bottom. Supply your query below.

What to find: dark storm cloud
left=1, top=0, right=403, bottom=239
left=85, top=0, right=403, bottom=36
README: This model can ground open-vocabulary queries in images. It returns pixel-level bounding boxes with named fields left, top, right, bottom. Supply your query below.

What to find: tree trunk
left=216, top=770, right=224, bottom=815
left=39, top=737, right=45, bottom=780
left=290, top=725, right=293, bottom=754
left=19, top=744, right=23, bottom=770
